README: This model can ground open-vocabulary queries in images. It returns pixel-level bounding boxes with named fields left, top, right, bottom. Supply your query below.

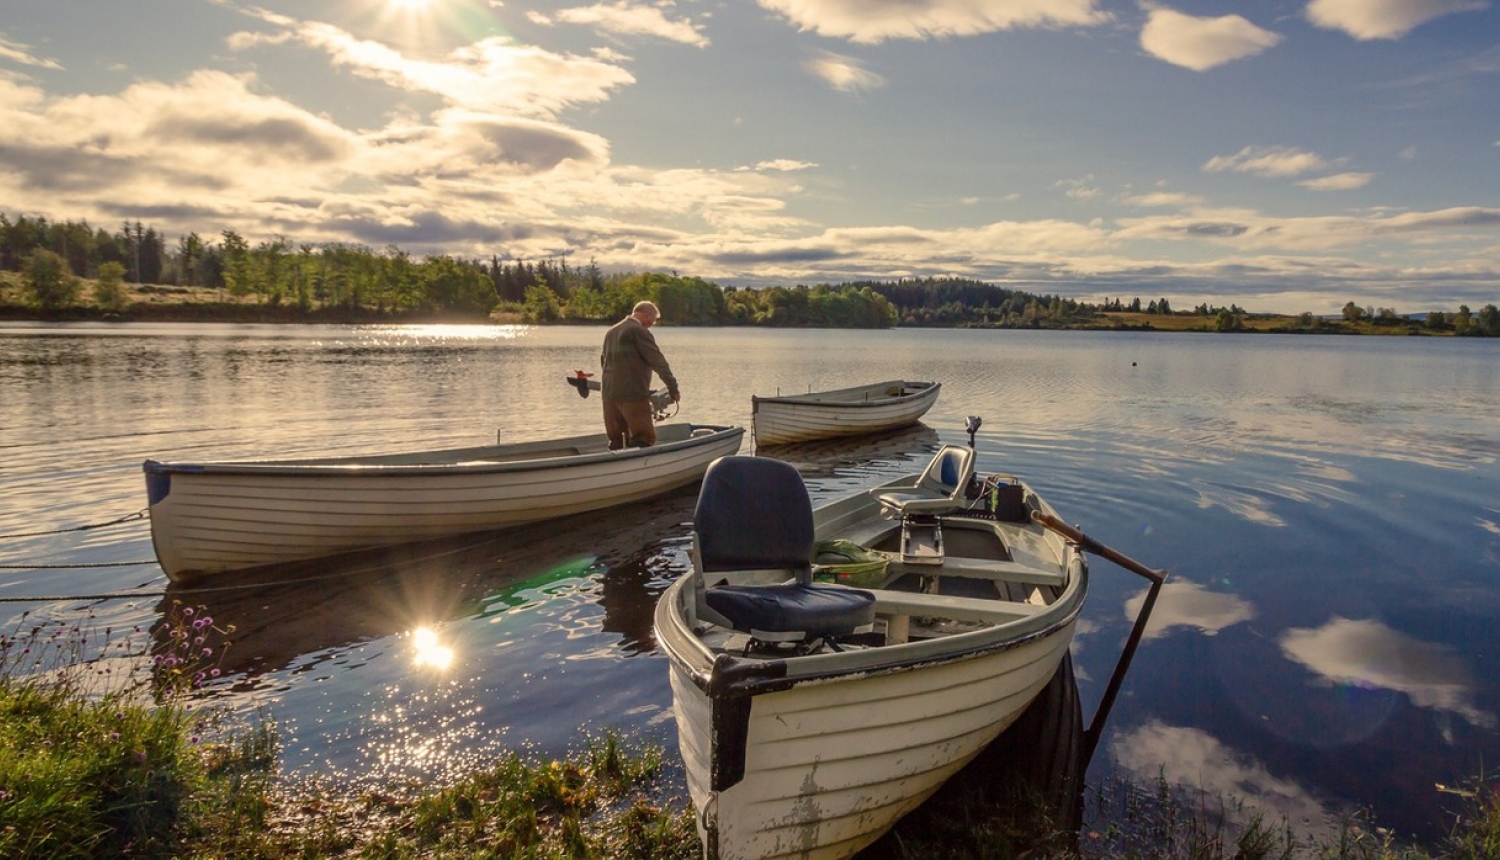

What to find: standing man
left=601, top=300, right=680, bottom=449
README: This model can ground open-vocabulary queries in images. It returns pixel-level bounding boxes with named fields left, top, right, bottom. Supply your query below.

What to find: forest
left=3, top=211, right=1497, bottom=335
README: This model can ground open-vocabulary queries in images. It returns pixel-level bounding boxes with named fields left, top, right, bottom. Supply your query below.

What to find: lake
left=2, top=321, right=1497, bottom=847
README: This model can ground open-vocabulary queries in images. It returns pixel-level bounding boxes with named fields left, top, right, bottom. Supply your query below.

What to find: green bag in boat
left=812, top=539, right=891, bottom=588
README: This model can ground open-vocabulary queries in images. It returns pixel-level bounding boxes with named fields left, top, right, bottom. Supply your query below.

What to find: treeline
left=4, top=211, right=1494, bottom=334
left=862, top=278, right=1093, bottom=328
left=0, top=212, right=1082, bottom=328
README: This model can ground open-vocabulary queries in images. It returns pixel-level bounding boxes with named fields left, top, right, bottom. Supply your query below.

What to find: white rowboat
left=751, top=379, right=940, bottom=447
left=144, top=422, right=744, bottom=583
left=655, top=444, right=1086, bottom=860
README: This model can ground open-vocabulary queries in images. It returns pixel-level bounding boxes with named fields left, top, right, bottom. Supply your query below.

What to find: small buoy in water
left=1132, top=361, right=1137, bottom=367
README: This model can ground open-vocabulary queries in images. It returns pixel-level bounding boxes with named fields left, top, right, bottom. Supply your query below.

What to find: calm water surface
left=2, top=321, right=1498, bottom=845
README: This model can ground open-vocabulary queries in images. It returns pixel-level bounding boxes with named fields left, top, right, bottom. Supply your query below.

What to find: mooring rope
left=0, top=560, right=158, bottom=569
left=0, top=591, right=166, bottom=603
left=0, top=509, right=148, bottom=540
left=1, top=534, right=498, bottom=604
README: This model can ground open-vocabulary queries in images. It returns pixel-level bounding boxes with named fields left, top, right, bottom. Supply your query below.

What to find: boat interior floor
left=694, top=512, right=1063, bottom=658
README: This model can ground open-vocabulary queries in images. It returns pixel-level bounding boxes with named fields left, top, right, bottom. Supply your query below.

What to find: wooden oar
left=1030, top=509, right=1167, bottom=764
left=1030, top=510, right=1166, bottom=585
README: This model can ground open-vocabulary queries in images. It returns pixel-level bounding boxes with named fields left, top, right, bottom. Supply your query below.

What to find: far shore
left=0, top=278, right=1479, bottom=336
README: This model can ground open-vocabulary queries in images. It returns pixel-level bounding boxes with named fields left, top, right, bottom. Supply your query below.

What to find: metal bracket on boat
left=1030, top=509, right=1167, bottom=766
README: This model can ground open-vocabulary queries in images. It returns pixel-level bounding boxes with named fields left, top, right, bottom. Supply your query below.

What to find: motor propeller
left=564, top=371, right=676, bottom=421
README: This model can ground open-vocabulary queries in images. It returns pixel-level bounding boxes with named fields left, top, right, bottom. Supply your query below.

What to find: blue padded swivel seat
left=694, top=456, right=875, bottom=641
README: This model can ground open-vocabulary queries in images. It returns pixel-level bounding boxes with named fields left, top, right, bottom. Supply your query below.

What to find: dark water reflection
left=3, top=322, right=1499, bottom=846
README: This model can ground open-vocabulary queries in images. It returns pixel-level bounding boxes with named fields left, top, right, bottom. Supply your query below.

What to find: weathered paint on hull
left=670, top=620, right=1077, bottom=860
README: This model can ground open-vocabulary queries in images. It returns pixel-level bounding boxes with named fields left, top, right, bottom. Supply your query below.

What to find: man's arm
left=634, top=329, right=679, bottom=399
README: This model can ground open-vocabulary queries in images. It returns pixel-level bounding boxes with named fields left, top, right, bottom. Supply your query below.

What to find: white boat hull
left=752, top=380, right=940, bottom=446
left=145, top=423, right=743, bottom=582
left=656, top=460, right=1086, bottom=860
left=666, top=617, right=1077, bottom=860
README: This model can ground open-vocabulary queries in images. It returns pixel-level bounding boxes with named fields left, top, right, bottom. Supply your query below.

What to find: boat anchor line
left=0, top=508, right=148, bottom=540
left=0, top=590, right=166, bottom=603
left=1030, top=509, right=1167, bottom=767
left=0, top=561, right=157, bottom=569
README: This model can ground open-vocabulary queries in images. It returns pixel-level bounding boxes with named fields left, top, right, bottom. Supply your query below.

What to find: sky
left=2, top=0, right=1498, bottom=315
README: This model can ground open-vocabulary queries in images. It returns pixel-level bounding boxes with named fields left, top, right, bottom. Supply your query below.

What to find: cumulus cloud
left=1306, top=0, right=1488, bottom=41
left=0, top=33, right=64, bottom=70
left=804, top=50, right=886, bottom=93
left=529, top=2, right=710, bottom=47
left=1203, top=145, right=1334, bottom=177
left=1114, top=205, right=1500, bottom=251
left=757, top=0, right=1109, bottom=44
left=1056, top=175, right=1104, bottom=200
left=1139, top=6, right=1282, bottom=71
left=4, top=5, right=1500, bottom=314
left=233, top=10, right=634, bottom=118
left=1299, top=172, right=1375, bottom=191
left=1122, top=190, right=1205, bottom=207
left=746, top=159, right=818, bottom=171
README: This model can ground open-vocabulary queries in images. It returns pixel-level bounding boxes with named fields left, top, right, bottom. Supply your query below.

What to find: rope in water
left=0, top=591, right=166, bottom=603
left=0, top=509, right=148, bottom=540
left=0, top=561, right=157, bottom=569
left=0, top=510, right=159, bottom=599
left=0, top=535, right=497, bottom=603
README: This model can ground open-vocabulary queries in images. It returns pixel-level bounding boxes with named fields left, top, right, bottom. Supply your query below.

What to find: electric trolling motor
left=564, top=371, right=677, bottom=420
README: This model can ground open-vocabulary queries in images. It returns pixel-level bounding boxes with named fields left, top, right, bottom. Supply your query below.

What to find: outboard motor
left=650, top=389, right=676, bottom=420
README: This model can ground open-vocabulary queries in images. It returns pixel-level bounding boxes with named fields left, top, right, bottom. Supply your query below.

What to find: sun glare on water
left=411, top=626, right=455, bottom=670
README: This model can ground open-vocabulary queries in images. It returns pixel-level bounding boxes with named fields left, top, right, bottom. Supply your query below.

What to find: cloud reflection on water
left=1126, top=580, right=1256, bottom=640
left=1109, top=720, right=1344, bottom=842
left=1279, top=616, right=1495, bottom=730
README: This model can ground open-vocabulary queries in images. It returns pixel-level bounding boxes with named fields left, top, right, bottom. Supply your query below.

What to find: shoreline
left=0, top=303, right=1462, bottom=336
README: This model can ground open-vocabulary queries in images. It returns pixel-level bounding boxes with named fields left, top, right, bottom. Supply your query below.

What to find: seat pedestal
left=899, top=517, right=945, bottom=565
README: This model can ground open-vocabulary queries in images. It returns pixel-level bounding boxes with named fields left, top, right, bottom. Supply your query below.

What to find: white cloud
left=1056, top=175, right=1104, bottom=200
left=233, top=12, right=635, bottom=119
left=1203, top=145, right=1334, bottom=177
left=1306, top=0, right=1489, bottom=41
left=1122, top=190, right=1205, bottom=207
left=1139, top=6, right=1282, bottom=71
left=1299, top=172, right=1375, bottom=191
left=757, top=0, right=1109, bottom=44
left=1280, top=616, right=1496, bottom=728
left=1113, top=205, right=1500, bottom=251
left=803, top=50, right=886, bottom=93
left=0, top=34, right=64, bottom=70
left=746, top=159, right=818, bottom=172
left=530, top=2, right=710, bottom=48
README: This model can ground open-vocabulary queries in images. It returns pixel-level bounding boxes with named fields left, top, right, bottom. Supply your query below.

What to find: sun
left=389, top=0, right=432, bottom=9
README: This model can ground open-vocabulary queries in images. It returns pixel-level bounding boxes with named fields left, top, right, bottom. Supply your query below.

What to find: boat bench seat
left=903, top=555, right=1068, bottom=588
left=694, top=456, right=876, bottom=642
left=863, top=588, right=1045, bottom=624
